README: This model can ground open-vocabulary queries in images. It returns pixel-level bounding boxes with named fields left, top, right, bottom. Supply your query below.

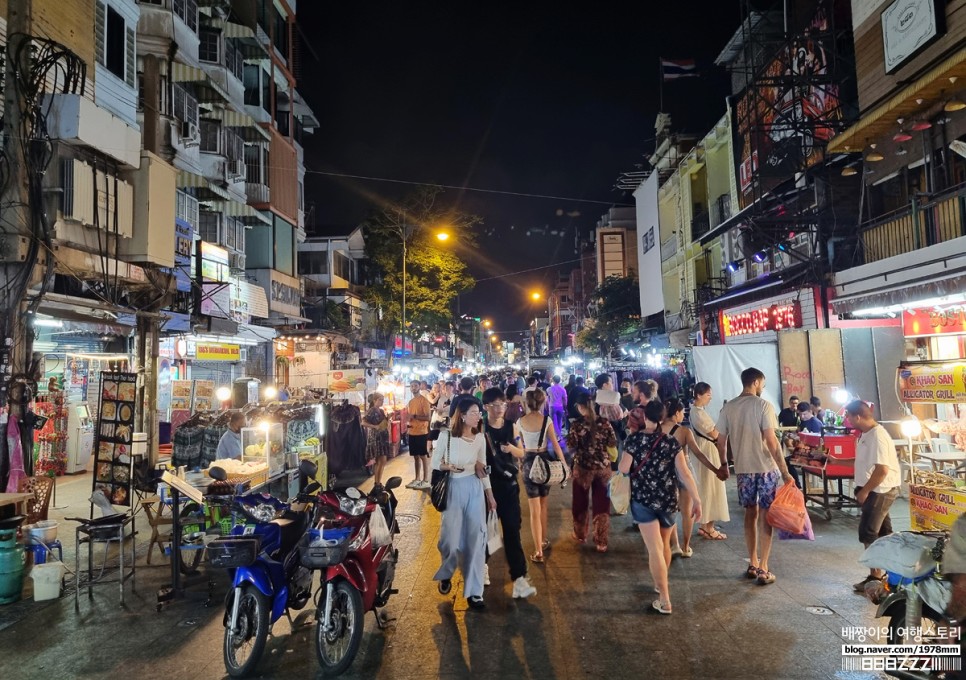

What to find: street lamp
left=397, top=220, right=450, bottom=364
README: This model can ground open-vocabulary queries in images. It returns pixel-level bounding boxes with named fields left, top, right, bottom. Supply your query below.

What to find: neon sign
left=722, top=302, right=803, bottom=337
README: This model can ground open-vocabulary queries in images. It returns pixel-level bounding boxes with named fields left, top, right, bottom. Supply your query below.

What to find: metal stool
left=73, top=513, right=136, bottom=608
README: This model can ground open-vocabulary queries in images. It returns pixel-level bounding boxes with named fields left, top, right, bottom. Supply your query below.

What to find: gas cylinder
left=0, top=516, right=26, bottom=605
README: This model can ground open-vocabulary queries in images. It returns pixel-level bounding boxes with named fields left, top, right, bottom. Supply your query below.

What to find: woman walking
left=362, top=392, right=391, bottom=485
left=619, top=400, right=702, bottom=615
left=432, top=401, right=496, bottom=609
left=567, top=391, right=617, bottom=552
left=519, top=389, right=568, bottom=563
left=662, top=397, right=725, bottom=557
left=688, top=382, right=730, bottom=541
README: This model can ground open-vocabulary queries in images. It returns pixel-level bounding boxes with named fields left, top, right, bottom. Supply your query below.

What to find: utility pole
left=0, top=0, right=36, bottom=485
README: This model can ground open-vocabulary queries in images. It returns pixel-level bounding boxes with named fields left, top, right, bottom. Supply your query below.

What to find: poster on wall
left=323, top=369, right=367, bottom=393
left=169, top=380, right=193, bottom=432
left=193, top=380, right=215, bottom=411
left=91, top=372, right=137, bottom=506
left=898, top=362, right=966, bottom=404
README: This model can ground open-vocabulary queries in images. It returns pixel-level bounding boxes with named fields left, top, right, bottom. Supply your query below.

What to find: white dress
left=690, top=406, right=730, bottom=524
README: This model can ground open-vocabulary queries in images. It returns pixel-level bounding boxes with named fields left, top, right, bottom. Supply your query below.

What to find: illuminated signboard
left=198, top=241, right=230, bottom=283
left=903, top=308, right=966, bottom=338
left=722, top=302, right=803, bottom=337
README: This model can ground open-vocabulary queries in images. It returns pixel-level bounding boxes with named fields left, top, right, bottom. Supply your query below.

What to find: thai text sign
left=909, top=484, right=966, bottom=532
left=903, top=307, right=966, bottom=337
left=898, top=362, right=966, bottom=403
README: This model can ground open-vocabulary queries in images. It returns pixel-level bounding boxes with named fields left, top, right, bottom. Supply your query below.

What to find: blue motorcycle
left=206, top=463, right=321, bottom=678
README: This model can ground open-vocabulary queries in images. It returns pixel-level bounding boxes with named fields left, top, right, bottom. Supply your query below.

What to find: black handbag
left=430, top=431, right=452, bottom=511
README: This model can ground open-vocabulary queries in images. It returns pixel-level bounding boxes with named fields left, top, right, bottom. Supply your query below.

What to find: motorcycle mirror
left=299, top=459, right=318, bottom=478
left=385, top=476, right=403, bottom=491
left=207, top=466, right=228, bottom=481
left=304, top=482, right=321, bottom=495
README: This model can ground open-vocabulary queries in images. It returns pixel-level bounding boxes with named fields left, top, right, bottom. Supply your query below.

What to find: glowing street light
left=436, top=231, right=450, bottom=241
left=531, top=291, right=542, bottom=301
left=491, top=336, right=499, bottom=343
left=483, top=320, right=491, bottom=328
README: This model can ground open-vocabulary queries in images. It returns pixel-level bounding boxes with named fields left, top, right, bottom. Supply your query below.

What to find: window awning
left=208, top=108, right=271, bottom=142
left=210, top=199, right=271, bottom=226
left=177, top=171, right=232, bottom=201
left=831, top=271, right=966, bottom=314
left=828, top=47, right=966, bottom=154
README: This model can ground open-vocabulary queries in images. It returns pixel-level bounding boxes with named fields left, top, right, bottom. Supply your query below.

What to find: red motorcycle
left=298, top=475, right=401, bottom=676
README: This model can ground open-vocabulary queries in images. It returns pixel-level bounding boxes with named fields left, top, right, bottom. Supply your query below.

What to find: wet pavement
left=0, top=455, right=898, bottom=679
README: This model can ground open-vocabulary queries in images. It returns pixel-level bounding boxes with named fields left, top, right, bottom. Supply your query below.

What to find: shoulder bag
left=430, top=431, right=452, bottom=512
left=484, top=430, right=519, bottom=483
left=528, top=415, right=569, bottom=486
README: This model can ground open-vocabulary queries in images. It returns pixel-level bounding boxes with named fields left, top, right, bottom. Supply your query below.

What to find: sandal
left=530, top=552, right=544, bottom=564
left=571, top=531, right=585, bottom=544
left=680, top=546, right=693, bottom=558
left=652, top=599, right=672, bottom=615
left=596, top=544, right=608, bottom=553
left=746, top=565, right=760, bottom=579
left=698, top=527, right=727, bottom=540
left=542, top=540, right=552, bottom=552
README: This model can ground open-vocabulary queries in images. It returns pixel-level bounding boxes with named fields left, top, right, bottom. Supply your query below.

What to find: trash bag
left=608, top=474, right=630, bottom=516
left=766, top=482, right=807, bottom=534
left=486, top=511, right=503, bottom=554
left=370, top=507, right=392, bottom=547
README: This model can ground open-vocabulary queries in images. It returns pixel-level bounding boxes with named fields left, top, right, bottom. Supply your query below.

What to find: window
left=199, top=30, right=219, bottom=64
left=333, top=252, right=352, bottom=281
left=173, top=0, right=198, bottom=33
left=273, top=8, right=289, bottom=58
left=96, top=2, right=136, bottom=86
left=200, top=119, right=221, bottom=153
left=275, top=218, right=294, bottom=276
left=244, top=64, right=261, bottom=106
left=199, top=211, right=221, bottom=244
left=298, top=252, right=327, bottom=276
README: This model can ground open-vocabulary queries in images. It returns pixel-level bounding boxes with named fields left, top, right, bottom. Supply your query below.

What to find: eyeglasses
left=464, top=411, right=482, bottom=418
left=488, top=403, right=507, bottom=409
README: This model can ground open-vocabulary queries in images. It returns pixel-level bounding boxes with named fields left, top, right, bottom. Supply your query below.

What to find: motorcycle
left=860, top=530, right=960, bottom=679
left=299, top=475, right=402, bottom=676
left=206, top=462, right=322, bottom=678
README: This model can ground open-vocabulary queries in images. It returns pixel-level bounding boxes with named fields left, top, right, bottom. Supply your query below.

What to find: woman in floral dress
left=362, top=392, right=391, bottom=485
left=567, top=391, right=618, bottom=552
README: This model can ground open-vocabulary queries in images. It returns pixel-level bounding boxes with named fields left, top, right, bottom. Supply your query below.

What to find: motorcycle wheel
left=223, top=585, right=270, bottom=678
left=887, top=603, right=946, bottom=646
left=316, top=580, right=365, bottom=676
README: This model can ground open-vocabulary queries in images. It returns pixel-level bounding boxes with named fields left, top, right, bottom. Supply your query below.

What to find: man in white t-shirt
left=716, top=367, right=794, bottom=586
left=845, top=400, right=901, bottom=592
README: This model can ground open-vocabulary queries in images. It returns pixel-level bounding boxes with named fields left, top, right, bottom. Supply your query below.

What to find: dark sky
left=296, top=3, right=740, bottom=343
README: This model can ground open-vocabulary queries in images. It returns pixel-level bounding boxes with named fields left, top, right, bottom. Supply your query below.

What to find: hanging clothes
left=326, top=402, right=366, bottom=474
left=5, top=414, right=26, bottom=493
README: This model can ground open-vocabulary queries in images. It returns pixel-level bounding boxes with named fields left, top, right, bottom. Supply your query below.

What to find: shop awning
left=828, top=47, right=966, bottom=153
left=211, top=199, right=271, bottom=225
left=831, top=271, right=966, bottom=314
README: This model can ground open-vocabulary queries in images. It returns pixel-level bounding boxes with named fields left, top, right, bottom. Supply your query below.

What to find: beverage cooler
left=66, top=402, right=94, bottom=474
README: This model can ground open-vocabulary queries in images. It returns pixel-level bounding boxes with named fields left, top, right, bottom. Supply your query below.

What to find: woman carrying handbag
left=431, top=401, right=497, bottom=610
left=567, top=391, right=618, bottom=552
left=519, top=389, right=568, bottom=563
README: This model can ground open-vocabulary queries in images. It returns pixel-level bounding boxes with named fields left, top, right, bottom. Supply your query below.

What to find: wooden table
left=0, top=492, right=34, bottom=514
left=914, top=450, right=966, bottom=472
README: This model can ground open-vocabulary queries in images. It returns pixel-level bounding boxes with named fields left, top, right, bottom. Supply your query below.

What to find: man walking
left=716, top=368, right=794, bottom=585
left=547, top=374, right=568, bottom=437
left=406, top=380, right=432, bottom=489
left=845, top=400, right=901, bottom=592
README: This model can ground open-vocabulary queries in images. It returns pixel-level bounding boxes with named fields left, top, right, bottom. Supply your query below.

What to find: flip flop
left=699, top=527, right=727, bottom=540
left=530, top=552, right=544, bottom=564
left=680, top=546, right=693, bottom=558
left=652, top=599, right=672, bottom=615
left=542, top=540, right=552, bottom=552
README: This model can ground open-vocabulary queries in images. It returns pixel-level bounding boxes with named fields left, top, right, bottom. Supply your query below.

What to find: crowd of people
left=358, top=365, right=902, bottom=614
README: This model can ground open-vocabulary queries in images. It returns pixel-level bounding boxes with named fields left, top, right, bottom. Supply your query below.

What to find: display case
left=241, top=423, right=285, bottom=475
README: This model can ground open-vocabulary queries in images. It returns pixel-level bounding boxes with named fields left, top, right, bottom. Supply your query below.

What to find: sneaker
left=853, top=575, right=880, bottom=593
left=418, top=480, right=432, bottom=490
left=483, top=564, right=490, bottom=587
left=438, top=579, right=452, bottom=595
left=467, top=596, right=485, bottom=610
left=512, top=576, right=537, bottom=599
left=405, top=480, right=419, bottom=489
left=757, top=570, right=776, bottom=585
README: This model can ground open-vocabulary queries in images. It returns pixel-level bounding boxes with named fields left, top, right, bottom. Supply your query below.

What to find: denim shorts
left=630, top=501, right=675, bottom=528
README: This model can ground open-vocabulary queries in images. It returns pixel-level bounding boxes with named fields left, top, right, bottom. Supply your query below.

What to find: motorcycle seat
left=272, top=514, right=310, bottom=556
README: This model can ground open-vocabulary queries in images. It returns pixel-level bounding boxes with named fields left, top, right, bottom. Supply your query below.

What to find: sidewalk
left=0, top=455, right=896, bottom=679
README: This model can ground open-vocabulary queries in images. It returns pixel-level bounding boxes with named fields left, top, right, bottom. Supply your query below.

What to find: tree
left=580, top=274, right=641, bottom=360
left=362, top=187, right=478, bottom=353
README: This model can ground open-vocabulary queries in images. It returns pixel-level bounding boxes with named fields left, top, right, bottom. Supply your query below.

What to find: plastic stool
left=27, top=540, right=63, bottom=565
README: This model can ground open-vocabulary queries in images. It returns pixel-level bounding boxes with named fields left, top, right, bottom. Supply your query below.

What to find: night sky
left=296, top=3, right=739, bottom=341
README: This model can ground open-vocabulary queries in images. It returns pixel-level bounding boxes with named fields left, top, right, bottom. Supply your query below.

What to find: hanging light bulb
left=893, top=131, right=913, bottom=142
left=865, top=143, right=884, bottom=162
left=841, top=165, right=858, bottom=176
left=946, top=77, right=966, bottom=112
left=911, top=120, right=933, bottom=131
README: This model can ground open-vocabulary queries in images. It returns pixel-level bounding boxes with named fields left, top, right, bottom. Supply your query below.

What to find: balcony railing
left=691, top=210, right=710, bottom=241
left=859, top=184, right=966, bottom=264
left=246, top=182, right=270, bottom=204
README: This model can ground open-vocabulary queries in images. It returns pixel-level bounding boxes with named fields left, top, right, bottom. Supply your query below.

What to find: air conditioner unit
left=230, top=159, right=246, bottom=179
left=229, top=252, right=246, bottom=270
left=180, top=120, right=199, bottom=143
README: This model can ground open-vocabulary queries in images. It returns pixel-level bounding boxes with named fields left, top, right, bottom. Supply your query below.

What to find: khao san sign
left=898, top=362, right=966, bottom=403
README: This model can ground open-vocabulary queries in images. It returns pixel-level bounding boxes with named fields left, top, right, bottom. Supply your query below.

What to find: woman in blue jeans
left=619, top=400, right=702, bottom=615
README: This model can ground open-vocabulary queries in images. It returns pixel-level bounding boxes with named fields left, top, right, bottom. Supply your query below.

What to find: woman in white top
left=688, top=382, right=730, bottom=540
left=431, top=400, right=496, bottom=609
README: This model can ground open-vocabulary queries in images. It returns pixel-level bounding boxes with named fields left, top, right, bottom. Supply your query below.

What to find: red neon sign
left=722, top=302, right=803, bottom=337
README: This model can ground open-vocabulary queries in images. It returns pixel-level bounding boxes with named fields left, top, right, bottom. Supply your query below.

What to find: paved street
left=0, top=456, right=895, bottom=679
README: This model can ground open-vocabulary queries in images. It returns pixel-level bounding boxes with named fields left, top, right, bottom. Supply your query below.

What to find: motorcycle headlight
left=348, top=525, right=369, bottom=551
left=338, top=495, right=367, bottom=517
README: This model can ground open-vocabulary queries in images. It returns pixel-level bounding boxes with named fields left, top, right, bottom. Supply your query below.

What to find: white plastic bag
left=609, top=474, right=630, bottom=515
left=370, top=508, right=392, bottom=547
left=486, top=511, right=503, bottom=554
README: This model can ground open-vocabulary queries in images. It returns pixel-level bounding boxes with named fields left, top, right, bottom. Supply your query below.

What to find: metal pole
left=401, top=229, right=407, bottom=365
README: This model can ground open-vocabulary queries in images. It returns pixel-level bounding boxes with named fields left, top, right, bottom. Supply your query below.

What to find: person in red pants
left=567, top=391, right=618, bottom=552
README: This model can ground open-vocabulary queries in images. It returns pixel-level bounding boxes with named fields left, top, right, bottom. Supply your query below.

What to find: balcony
left=859, top=185, right=966, bottom=264
left=246, top=182, right=270, bottom=204
left=199, top=32, right=245, bottom=109
left=44, top=94, right=141, bottom=168
left=138, top=0, right=200, bottom=65
left=691, top=210, right=711, bottom=241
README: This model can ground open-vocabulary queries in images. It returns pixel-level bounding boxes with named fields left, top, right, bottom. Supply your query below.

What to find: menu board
left=323, top=370, right=367, bottom=393
left=91, top=372, right=137, bottom=506
left=193, top=380, right=214, bottom=411
left=169, top=380, right=193, bottom=432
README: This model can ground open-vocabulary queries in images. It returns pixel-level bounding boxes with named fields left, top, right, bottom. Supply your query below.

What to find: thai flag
left=661, top=58, right=698, bottom=81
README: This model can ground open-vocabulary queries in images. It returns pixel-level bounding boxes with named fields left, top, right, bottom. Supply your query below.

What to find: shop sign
left=722, top=301, right=803, bottom=338
left=898, top=362, right=966, bottom=403
left=323, top=369, right=366, bottom=392
left=195, top=342, right=241, bottom=362
left=198, top=241, right=230, bottom=283
left=393, top=336, right=414, bottom=353
left=902, top=307, right=966, bottom=337
left=881, top=0, right=944, bottom=74
left=909, top=484, right=966, bottom=532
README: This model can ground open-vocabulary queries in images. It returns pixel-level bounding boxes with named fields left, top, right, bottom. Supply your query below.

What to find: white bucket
left=31, top=561, right=64, bottom=601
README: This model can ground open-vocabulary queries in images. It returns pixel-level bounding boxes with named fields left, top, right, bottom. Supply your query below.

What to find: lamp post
left=397, top=223, right=450, bottom=365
